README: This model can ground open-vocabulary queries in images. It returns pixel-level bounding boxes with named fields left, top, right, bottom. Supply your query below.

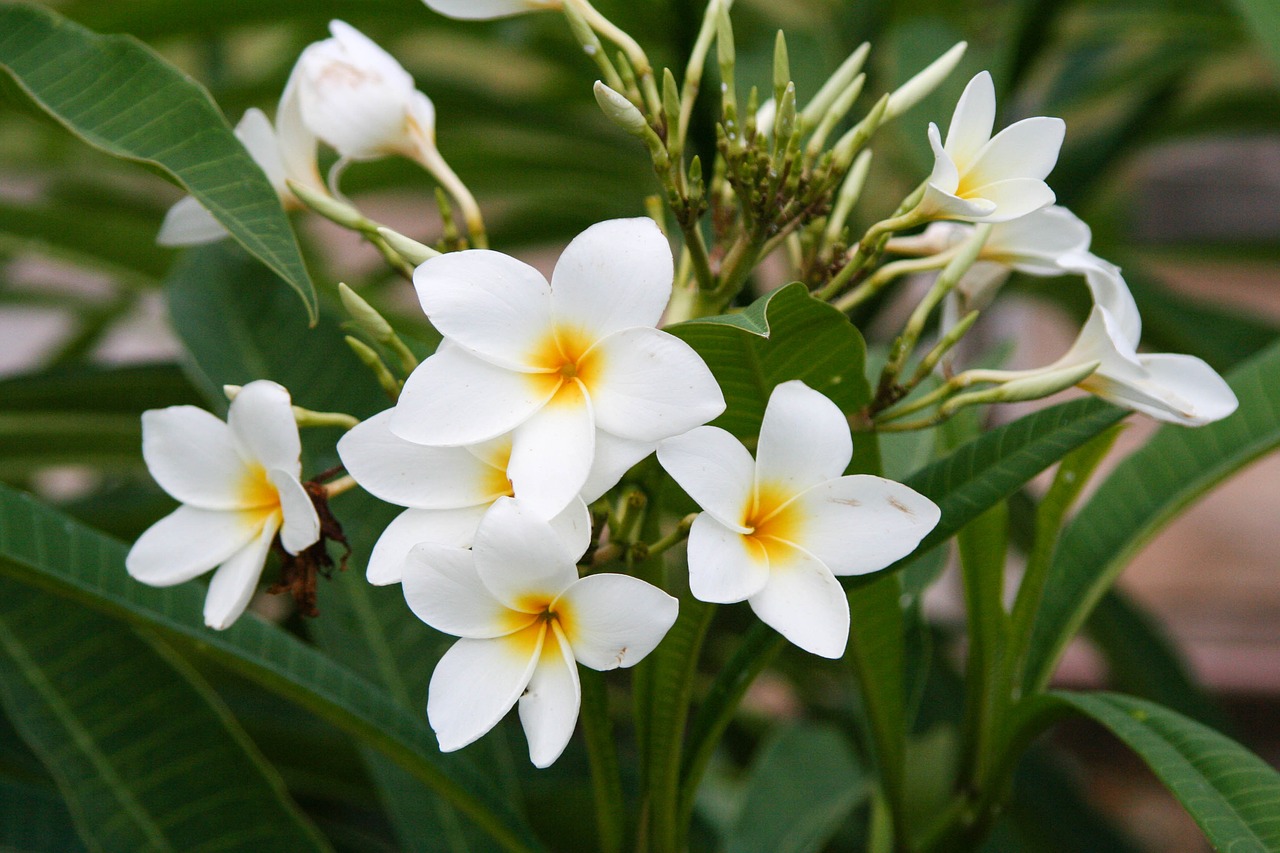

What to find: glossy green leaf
left=667, top=283, right=872, bottom=437
left=900, top=399, right=1128, bottom=566
left=0, top=776, right=87, bottom=853
left=725, top=722, right=867, bottom=853
left=1024, top=340, right=1280, bottom=693
left=0, top=579, right=331, bottom=852
left=0, top=4, right=317, bottom=321
left=0, top=483, right=544, bottom=853
left=0, top=364, right=202, bottom=413
left=1053, top=692, right=1280, bottom=851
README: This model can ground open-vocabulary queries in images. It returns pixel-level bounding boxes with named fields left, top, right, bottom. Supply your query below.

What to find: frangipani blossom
left=657, top=381, right=940, bottom=658
left=1047, top=305, right=1238, bottom=426
left=127, top=381, right=321, bottom=629
left=339, top=410, right=623, bottom=585
left=918, top=71, right=1065, bottom=223
left=407, top=498, right=677, bottom=767
left=424, top=0, right=561, bottom=19
left=283, top=21, right=437, bottom=167
left=393, top=217, right=725, bottom=517
left=157, top=108, right=325, bottom=247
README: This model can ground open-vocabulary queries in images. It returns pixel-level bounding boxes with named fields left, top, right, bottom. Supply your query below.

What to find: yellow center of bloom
left=477, top=441, right=516, bottom=500
left=741, top=481, right=805, bottom=564
left=528, top=325, right=602, bottom=397
left=500, top=595, right=575, bottom=660
left=239, top=463, right=281, bottom=510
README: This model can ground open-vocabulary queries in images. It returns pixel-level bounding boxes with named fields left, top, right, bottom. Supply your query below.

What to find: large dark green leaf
left=1053, top=692, right=1280, bottom=851
left=667, top=283, right=872, bottom=438
left=900, top=399, right=1127, bottom=567
left=0, top=579, right=330, bottom=853
left=0, top=4, right=317, bottom=320
left=0, top=482, right=544, bottom=853
left=724, top=722, right=867, bottom=853
left=0, top=776, right=88, bottom=853
left=1024, top=339, right=1280, bottom=692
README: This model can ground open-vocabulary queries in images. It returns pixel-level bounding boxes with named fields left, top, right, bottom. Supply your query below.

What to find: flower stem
left=580, top=670, right=626, bottom=853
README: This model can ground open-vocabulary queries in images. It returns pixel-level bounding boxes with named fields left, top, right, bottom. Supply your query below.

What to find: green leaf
left=0, top=580, right=331, bottom=853
left=667, top=283, right=872, bottom=437
left=0, top=483, right=544, bottom=853
left=1228, top=0, right=1280, bottom=73
left=1024, top=339, right=1280, bottom=693
left=0, top=4, right=317, bottom=321
left=901, top=399, right=1128, bottom=566
left=0, top=776, right=88, bottom=853
left=0, top=363, right=202, bottom=413
left=1052, top=692, right=1280, bottom=851
left=725, top=722, right=867, bottom=853
left=1001, top=747, right=1142, bottom=853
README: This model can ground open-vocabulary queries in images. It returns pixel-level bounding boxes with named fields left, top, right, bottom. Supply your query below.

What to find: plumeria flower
left=917, top=71, right=1065, bottom=224
left=424, top=0, right=561, bottom=19
left=126, top=381, right=321, bottom=629
left=282, top=20, right=437, bottom=167
left=392, top=217, right=725, bottom=518
left=338, top=410, right=630, bottom=585
left=407, top=498, right=677, bottom=767
left=657, top=381, right=940, bottom=658
left=157, top=108, right=325, bottom=247
left=1043, top=305, right=1238, bottom=426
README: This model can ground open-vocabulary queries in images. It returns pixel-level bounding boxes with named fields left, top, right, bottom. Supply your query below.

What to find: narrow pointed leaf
left=0, top=3, right=317, bottom=321
left=0, top=580, right=331, bottom=853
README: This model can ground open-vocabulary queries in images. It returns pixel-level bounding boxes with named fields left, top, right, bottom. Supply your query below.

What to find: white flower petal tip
left=1054, top=306, right=1239, bottom=427
left=395, top=217, right=720, bottom=475
left=128, top=380, right=311, bottom=630
left=658, top=381, right=940, bottom=656
left=919, top=72, right=1064, bottom=224
left=286, top=20, right=434, bottom=162
left=424, top=0, right=561, bottom=20
left=420, top=504, right=675, bottom=766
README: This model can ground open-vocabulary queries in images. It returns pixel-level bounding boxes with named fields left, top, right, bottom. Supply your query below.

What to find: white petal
left=1060, top=252, right=1141, bottom=346
left=473, top=498, right=581, bottom=609
left=235, top=108, right=289, bottom=194
left=943, top=71, right=996, bottom=171
left=584, top=328, right=726, bottom=442
left=141, top=407, right=252, bottom=510
left=966, top=116, right=1065, bottom=188
left=425, top=0, right=557, bottom=19
left=960, top=178, right=1055, bottom=223
left=127, top=506, right=267, bottom=587
left=339, top=410, right=511, bottom=509
left=428, top=628, right=543, bottom=753
left=276, top=72, right=325, bottom=194
left=925, top=123, right=961, bottom=195
left=747, top=544, right=849, bottom=659
left=548, top=497, right=593, bottom=563
left=414, top=250, right=554, bottom=370
left=686, top=513, right=770, bottom=603
left=507, top=381, right=596, bottom=518
left=227, top=380, right=302, bottom=476
left=156, top=195, right=227, bottom=247
left=269, top=469, right=321, bottom=555
left=365, top=505, right=488, bottom=585
left=984, top=206, right=1091, bottom=274
left=580, top=431, right=654, bottom=504
left=519, top=624, right=580, bottom=768
left=549, top=218, right=673, bottom=340
left=393, top=343, right=555, bottom=446
left=203, top=514, right=280, bottom=630
left=792, top=476, right=941, bottom=576
left=403, top=543, right=532, bottom=638
left=657, top=426, right=754, bottom=533
left=754, top=381, right=851, bottom=497
left=919, top=183, right=998, bottom=221
left=557, top=574, right=678, bottom=670
left=1089, top=353, right=1239, bottom=426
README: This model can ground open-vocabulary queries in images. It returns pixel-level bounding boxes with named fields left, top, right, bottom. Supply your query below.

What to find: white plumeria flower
left=283, top=20, right=437, bottom=166
left=157, top=108, right=325, bottom=247
left=657, top=381, right=940, bottom=658
left=407, top=498, right=677, bottom=767
left=1046, top=305, right=1238, bottom=426
left=127, top=381, right=321, bottom=630
left=918, top=71, right=1065, bottom=224
left=392, top=217, right=725, bottom=518
left=423, top=0, right=561, bottom=20
left=338, top=409, right=642, bottom=585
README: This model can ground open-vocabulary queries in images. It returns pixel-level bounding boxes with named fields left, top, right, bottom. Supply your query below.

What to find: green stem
left=580, top=670, right=625, bottom=853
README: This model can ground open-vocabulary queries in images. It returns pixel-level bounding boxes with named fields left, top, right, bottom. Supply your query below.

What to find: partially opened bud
left=423, top=0, right=560, bottom=20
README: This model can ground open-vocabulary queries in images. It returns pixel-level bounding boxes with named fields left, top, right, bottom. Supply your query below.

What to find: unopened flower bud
left=593, top=81, right=650, bottom=137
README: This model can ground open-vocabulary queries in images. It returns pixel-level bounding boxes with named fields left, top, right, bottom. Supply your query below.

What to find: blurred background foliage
left=0, top=0, right=1277, bottom=850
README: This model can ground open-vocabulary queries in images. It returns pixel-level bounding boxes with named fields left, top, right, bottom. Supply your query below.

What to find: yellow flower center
left=528, top=325, right=601, bottom=396
left=239, top=463, right=281, bottom=510
left=741, top=481, right=804, bottom=563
